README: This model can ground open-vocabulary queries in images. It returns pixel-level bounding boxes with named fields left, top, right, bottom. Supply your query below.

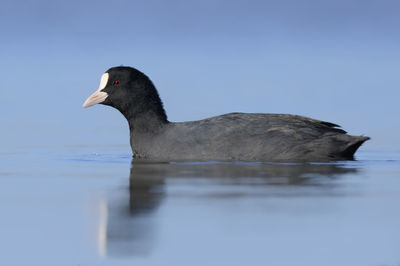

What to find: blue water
left=0, top=147, right=399, bottom=266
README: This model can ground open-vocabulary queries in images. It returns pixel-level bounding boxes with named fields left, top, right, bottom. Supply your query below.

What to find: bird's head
left=82, top=66, right=168, bottom=123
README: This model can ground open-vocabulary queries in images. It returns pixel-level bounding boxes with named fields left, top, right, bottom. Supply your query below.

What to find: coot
left=83, top=66, right=369, bottom=161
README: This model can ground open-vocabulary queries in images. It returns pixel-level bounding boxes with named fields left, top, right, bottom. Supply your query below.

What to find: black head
left=83, top=66, right=168, bottom=125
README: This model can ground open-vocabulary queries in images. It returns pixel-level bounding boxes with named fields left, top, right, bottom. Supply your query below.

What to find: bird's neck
left=125, top=111, right=168, bottom=158
left=126, top=111, right=168, bottom=134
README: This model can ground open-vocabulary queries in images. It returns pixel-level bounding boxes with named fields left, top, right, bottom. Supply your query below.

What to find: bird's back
left=132, top=113, right=369, bottom=161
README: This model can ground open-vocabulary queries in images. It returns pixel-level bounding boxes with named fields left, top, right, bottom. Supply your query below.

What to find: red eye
left=113, top=80, right=120, bottom=86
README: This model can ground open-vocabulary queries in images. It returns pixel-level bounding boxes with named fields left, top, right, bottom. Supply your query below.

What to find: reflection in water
left=102, top=165, right=165, bottom=257
left=128, top=166, right=165, bottom=215
left=97, top=200, right=108, bottom=258
left=103, top=161, right=358, bottom=257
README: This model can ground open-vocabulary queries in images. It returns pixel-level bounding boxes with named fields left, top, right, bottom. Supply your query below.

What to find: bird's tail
left=338, top=136, right=370, bottom=159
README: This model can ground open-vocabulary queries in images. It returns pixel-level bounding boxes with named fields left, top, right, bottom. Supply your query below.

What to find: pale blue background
left=1, top=0, right=399, bottom=150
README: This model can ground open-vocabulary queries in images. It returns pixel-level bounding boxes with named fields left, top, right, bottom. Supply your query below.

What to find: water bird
left=83, top=66, right=369, bottom=161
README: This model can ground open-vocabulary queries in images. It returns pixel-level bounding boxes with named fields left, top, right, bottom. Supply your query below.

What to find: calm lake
left=0, top=147, right=399, bottom=266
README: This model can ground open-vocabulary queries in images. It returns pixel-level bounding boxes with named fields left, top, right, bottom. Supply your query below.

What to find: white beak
left=82, top=73, right=109, bottom=108
left=82, top=90, right=108, bottom=108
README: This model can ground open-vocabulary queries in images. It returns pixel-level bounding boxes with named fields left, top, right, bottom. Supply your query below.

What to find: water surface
left=0, top=147, right=399, bottom=266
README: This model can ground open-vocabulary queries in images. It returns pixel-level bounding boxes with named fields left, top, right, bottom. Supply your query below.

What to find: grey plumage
left=131, top=112, right=369, bottom=162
